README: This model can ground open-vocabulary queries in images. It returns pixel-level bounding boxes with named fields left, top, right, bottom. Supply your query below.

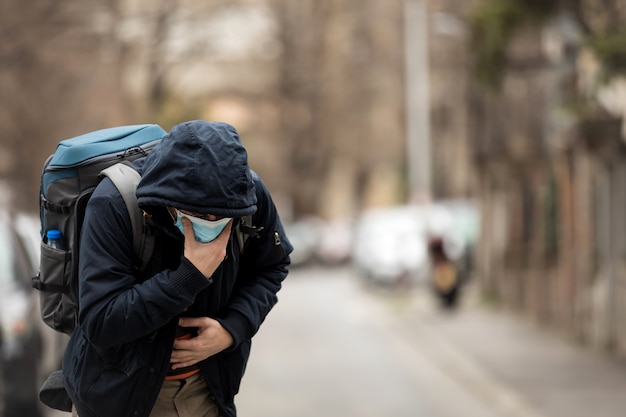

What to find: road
left=236, top=265, right=503, bottom=417
left=40, top=264, right=626, bottom=417
left=40, top=265, right=515, bottom=417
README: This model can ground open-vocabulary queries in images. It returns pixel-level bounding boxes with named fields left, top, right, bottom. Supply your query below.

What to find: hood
left=136, top=120, right=257, bottom=217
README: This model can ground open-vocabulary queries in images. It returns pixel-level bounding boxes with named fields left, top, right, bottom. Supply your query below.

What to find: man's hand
left=170, top=317, right=234, bottom=370
left=182, top=218, right=232, bottom=277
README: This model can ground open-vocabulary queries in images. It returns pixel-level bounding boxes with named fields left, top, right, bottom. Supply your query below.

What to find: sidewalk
left=384, top=284, right=626, bottom=417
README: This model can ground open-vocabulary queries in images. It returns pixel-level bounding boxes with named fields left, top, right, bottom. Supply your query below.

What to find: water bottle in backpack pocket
left=38, top=228, right=75, bottom=334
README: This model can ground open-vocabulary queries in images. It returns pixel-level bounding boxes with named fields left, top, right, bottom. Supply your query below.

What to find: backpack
left=33, top=124, right=260, bottom=337
left=33, top=124, right=167, bottom=335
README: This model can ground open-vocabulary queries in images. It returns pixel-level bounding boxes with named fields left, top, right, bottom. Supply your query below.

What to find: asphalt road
left=237, top=265, right=501, bottom=417
left=40, top=264, right=626, bottom=417
left=41, top=265, right=505, bottom=417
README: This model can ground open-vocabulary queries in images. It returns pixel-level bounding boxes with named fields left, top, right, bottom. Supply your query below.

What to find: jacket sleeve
left=77, top=179, right=210, bottom=348
left=217, top=177, right=293, bottom=349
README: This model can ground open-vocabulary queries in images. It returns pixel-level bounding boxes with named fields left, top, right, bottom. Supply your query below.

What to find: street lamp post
left=404, top=0, right=431, bottom=204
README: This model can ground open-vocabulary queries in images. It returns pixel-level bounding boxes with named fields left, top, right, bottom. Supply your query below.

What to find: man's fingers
left=182, top=217, right=194, bottom=238
left=170, top=349, right=198, bottom=368
left=171, top=359, right=198, bottom=370
left=172, top=338, right=194, bottom=351
left=179, top=316, right=208, bottom=328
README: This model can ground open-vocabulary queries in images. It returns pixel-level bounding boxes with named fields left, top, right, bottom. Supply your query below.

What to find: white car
left=14, top=213, right=69, bottom=387
left=353, top=206, right=429, bottom=285
left=0, top=208, right=45, bottom=417
left=352, top=201, right=479, bottom=287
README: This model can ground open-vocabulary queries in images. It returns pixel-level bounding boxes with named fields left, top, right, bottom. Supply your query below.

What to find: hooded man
left=62, top=120, right=293, bottom=417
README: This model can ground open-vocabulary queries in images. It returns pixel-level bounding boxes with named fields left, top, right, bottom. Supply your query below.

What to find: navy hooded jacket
left=62, top=121, right=293, bottom=417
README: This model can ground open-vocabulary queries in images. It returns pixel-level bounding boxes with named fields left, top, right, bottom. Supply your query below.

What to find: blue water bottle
left=46, top=229, right=66, bottom=250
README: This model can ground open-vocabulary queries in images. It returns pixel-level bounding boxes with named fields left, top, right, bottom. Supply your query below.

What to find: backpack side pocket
left=36, top=242, right=75, bottom=335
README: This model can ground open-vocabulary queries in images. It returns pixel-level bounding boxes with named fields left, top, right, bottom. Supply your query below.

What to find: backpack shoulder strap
left=100, top=163, right=154, bottom=270
left=236, top=215, right=263, bottom=254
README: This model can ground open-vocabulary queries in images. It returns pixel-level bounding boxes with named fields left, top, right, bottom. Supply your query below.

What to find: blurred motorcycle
left=427, top=235, right=469, bottom=309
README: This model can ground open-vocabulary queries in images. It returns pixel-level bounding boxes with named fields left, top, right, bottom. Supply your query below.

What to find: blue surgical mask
left=175, top=211, right=231, bottom=243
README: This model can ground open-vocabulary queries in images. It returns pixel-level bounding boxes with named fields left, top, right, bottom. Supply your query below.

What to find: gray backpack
left=34, top=124, right=258, bottom=337
left=33, top=124, right=166, bottom=335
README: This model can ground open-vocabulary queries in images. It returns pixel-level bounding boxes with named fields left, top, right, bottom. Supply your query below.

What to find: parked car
left=316, top=217, right=354, bottom=265
left=352, top=201, right=479, bottom=290
left=283, top=217, right=324, bottom=267
left=353, top=205, right=429, bottom=286
left=0, top=208, right=44, bottom=417
left=15, top=213, right=69, bottom=385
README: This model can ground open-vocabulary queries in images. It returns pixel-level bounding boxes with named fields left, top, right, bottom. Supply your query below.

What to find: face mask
left=175, top=211, right=231, bottom=243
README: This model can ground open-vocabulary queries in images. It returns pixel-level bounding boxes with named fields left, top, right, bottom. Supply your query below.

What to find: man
left=62, top=120, right=293, bottom=417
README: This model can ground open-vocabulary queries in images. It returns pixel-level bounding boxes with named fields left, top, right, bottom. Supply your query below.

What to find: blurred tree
left=269, top=0, right=406, bottom=219
left=269, top=0, right=328, bottom=218
left=0, top=0, right=272, bottom=211
left=469, top=0, right=558, bottom=88
left=0, top=0, right=131, bottom=211
left=467, top=0, right=626, bottom=350
left=1, top=0, right=408, bottom=221
left=469, top=0, right=626, bottom=89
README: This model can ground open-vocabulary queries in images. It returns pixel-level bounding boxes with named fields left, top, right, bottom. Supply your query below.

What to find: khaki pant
left=71, top=373, right=220, bottom=417
left=151, top=373, right=220, bottom=417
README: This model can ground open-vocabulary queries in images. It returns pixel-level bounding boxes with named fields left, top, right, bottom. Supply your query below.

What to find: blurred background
left=1, top=0, right=626, bottom=416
